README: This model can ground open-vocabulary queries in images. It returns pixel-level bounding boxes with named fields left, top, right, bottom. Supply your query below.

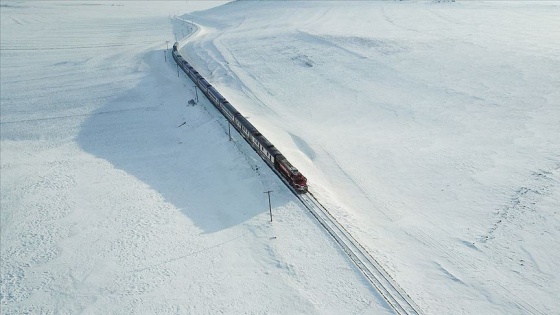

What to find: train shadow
left=77, top=48, right=290, bottom=234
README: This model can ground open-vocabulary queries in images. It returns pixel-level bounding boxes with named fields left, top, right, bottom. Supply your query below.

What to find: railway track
left=171, top=27, right=421, bottom=314
left=297, top=192, right=422, bottom=315
left=211, top=100, right=423, bottom=314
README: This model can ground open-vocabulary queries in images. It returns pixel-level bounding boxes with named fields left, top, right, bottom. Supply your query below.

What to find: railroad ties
left=298, top=192, right=423, bottom=315
left=172, top=39, right=421, bottom=315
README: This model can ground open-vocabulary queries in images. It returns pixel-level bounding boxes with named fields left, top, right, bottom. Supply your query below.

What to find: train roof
left=236, top=116, right=259, bottom=133
left=208, top=86, right=227, bottom=102
left=222, top=102, right=238, bottom=116
left=276, top=155, right=299, bottom=172
left=198, top=78, right=211, bottom=87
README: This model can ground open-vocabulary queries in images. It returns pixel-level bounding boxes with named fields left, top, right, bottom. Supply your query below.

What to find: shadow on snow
left=78, top=48, right=290, bottom=234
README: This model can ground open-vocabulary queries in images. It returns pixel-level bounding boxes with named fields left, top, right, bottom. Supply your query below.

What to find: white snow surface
left=1, top=1, right=559, bottom=314
left=1, top=1, right=387, bottom=314
left=178, top=1, right=560, bottom=314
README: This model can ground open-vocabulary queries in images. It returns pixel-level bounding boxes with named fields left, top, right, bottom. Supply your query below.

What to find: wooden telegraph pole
left=264, top=190, right=273, bottom=222
left=192, top=86, right=198, bottom=103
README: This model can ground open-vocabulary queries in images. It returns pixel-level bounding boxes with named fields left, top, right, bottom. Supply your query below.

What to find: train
left=172, top=42, right=308, bottom=193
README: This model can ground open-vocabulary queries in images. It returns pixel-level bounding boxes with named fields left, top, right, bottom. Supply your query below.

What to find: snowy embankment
left=178, top=1, right=560, bottom=314
left=1, top=1, right=390, bottom=314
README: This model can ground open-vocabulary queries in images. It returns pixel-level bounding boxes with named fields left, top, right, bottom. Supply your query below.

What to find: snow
left=1, top=1, right=559, bottom=314
left=1, top=1, right=388, bottom=314
left=177, top=1, right=560, bottom=314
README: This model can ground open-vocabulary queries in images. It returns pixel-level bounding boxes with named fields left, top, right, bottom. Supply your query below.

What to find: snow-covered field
left=178, top=1, right=560, bottom=314
left=0, top=1, right=389, bottom=314
left=2, top=1, right=559, bottom=314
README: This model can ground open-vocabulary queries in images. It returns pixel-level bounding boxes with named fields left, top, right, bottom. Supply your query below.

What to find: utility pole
left=177, top=64, right=180, bottom=77
left=228, top=122, right=232, bottom=141
left=165, top=41, right=170, bottom=62
left=264, top=190, right=273, bottom=222
left=192, top=86, right=198, bottom=103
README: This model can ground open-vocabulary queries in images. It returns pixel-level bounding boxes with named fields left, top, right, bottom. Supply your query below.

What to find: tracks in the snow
left=171, top=21, right=421, bottom=313
left=297, top=192, right=422, bottom=315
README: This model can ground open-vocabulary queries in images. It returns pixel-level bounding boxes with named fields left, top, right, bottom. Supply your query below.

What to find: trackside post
left=264, top=190, right=273, bottom=222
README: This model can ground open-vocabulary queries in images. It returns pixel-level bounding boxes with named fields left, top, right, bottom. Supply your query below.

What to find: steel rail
left=297, top=192, right=422, bottom=315
left=171, top=27, right=421, bottom=314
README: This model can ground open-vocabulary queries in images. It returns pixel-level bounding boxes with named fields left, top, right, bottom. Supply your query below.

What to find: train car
left=221, top=101, right=238, bottom=121
left=196, top=78, right=211, bottom=93
left=254, top=134, right=280, bottom=164
left=208, top=86, right=226, bottom=108
left=172, top=42, right=308, bottom=193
